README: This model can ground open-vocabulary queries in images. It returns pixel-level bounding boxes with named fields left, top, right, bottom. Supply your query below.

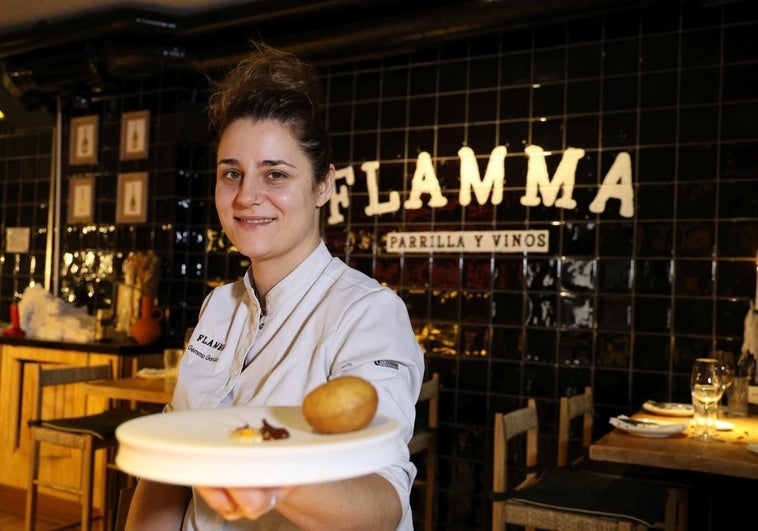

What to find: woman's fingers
left=195, top=486, right=287, bottom=521
left=227, top=488, right=280, bottom=519
left=195, top=486, right=244, bottom=520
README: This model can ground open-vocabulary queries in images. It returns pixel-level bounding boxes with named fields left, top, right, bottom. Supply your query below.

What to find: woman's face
left=215, top=119, right=332, bottom=271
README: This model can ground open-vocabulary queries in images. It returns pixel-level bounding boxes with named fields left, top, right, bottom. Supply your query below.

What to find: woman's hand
left=195, top=486, right=292, bottom=521
left=196, top=475, right=399, bottom=530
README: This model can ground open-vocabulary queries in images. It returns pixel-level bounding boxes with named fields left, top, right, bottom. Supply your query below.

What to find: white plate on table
left=748, top=445, right=758, bottom=455
left=609, top=416, right=688, bottom=438
left=116, top=406, right=401, bottom=487
left=641, top=400, right=694, bottom=417
left=135, top=367, right=166, bottom=379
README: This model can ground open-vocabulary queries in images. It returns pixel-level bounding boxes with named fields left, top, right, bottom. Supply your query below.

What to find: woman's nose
left=235, top=178, right=264, bottom=205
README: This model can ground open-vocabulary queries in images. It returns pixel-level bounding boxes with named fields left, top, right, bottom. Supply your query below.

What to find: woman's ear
left=316, top=165, right=335, bottom=208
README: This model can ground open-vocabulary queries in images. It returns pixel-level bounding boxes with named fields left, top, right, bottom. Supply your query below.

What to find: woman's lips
left=235, top=216, right=275, bottom=225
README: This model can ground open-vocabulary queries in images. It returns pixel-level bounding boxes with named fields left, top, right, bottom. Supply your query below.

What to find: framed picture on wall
left=5, top=227, right=31, bottom=253
left=116, top=172, right=148, bottom=223
left=68, top=175, right=95, bottom=223
left=69, top=115, right=99, bottom=165
left=120, top=110, right=150, bottom=160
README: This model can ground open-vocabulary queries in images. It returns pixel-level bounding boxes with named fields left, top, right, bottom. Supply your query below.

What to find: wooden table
left=83, top=376, right=175, bottom=405
left=590, top=412, right=758, bottom=479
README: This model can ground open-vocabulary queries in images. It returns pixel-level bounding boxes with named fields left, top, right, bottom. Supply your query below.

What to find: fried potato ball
left=302, top=376, right=378, bottom=434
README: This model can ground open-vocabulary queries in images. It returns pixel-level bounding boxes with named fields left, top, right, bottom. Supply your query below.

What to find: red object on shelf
left=2, top=301, right=25, bottom=337
left=130, top=295, right=162, bottom=344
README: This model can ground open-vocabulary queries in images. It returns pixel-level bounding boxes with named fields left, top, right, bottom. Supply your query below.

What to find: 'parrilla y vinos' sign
left=385, top=230, right=549, bottom=253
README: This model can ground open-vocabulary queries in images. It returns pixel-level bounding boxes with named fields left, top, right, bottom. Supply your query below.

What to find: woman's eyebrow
left=259, top=159, right=296, bottom=169
left=217, top=157, right=240, bottom=167
left=216, top=158, right=297, bottom=169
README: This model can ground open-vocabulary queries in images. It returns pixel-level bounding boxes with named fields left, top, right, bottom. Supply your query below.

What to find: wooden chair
left=25, top=364, right=144, bottom=531
left=557, top=387, right=594, bottom=468
left=493, top=399, right=670, bottom=531
left=558, top=387, right=688, bottom=531
left=114, top=486, right=136, bottom=531
left=409, top=373, right=439, bottom=531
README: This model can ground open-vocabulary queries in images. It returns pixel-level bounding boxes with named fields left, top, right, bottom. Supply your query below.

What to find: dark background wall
left=1, top=1, right=757, bottom=528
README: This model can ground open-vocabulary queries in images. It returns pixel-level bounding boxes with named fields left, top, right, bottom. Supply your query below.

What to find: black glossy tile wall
left=322, top=3, right=758, bottom=528
left=0, top=124, right=52, bottom=303
left=1, top=1, right=757, bottom=529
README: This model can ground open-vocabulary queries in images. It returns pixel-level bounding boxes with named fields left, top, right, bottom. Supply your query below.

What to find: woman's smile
left=234, top=215, right=276, bottom=225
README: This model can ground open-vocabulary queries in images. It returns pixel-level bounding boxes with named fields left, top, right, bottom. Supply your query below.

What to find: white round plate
left=641, top=400, right=694, bottom=417
left=747, top=444, right=758, bottom=455
left=609, top=416, right=688, bottom=438
left=135, top=367, right=166, bottom=379
left=116, top=406, right=401, bottom=487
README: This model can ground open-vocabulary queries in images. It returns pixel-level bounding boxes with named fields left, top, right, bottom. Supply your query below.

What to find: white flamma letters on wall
left=326, top=145, right=635, bottom=225
left=459, top=145, right=506, bottom=206
left=403, top=151, right=448, bottom=209
left=588, top=151, right=634, bottom=218
left=363, top=160, right=401, bottom=216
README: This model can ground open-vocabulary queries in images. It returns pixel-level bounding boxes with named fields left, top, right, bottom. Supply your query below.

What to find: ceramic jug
left=130, top=295, right=163, bottom=344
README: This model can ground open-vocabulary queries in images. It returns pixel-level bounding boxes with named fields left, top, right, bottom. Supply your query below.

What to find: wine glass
left=690, top=358, right=723, bottom=442
left=711, top=351, right=734, bottom=417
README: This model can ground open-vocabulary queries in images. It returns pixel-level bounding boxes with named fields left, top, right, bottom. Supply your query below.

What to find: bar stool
left=25, top=364, right=144, bottom=531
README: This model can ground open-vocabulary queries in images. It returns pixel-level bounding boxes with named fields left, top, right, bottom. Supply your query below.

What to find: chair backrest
left=31, top=364, right=113, bottom=422
left=409, top=373, right=439, bottom=454
left=492, top=398, right=539, bottom=495
left=114, top=486, right=135, bottom=531
left=409, top=373, right=440, bottom=531
left=557, top=386, right=593, bottom=466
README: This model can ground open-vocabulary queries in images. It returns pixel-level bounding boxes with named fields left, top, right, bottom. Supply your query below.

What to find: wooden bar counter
left=0, top=336, right=167, bottom=509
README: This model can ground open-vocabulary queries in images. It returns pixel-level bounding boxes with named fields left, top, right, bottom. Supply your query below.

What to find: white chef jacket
left=170, top=242, right=425, bottom=531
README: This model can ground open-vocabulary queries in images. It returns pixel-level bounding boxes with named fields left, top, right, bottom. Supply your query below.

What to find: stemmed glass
left=711, top=351, right=734, bottom=417
left=690, top=358, right=723, bottom=442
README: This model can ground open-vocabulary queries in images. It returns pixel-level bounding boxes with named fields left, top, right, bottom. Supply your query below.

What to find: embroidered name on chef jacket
left=185, top=334, right=226, bottom=363
left=197, top=334, right=226, bottom=351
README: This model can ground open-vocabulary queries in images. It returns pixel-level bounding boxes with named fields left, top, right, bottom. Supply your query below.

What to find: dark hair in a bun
left=209, top=42, right=331, bottom=183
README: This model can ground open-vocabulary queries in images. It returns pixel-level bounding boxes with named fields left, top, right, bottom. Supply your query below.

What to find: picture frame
left=69, top=115, right=99, bottom=165
left=116, top=172, right=148, bottom=223
left=120, top=110, right=150, bottom=160
left=68, top=175, right=95, bottom=224
left=5, top=227, right=31, bottom=253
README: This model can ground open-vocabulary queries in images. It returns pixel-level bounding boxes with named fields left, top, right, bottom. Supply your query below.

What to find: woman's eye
left=267, top=170, right=287, bottom=180
left=221, top=169, right=242, bottom=181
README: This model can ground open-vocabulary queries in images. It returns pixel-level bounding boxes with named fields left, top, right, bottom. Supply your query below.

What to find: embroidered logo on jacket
left=374, top=360, right=399, bottom=370
left=196, top=334, right=226, bottom=351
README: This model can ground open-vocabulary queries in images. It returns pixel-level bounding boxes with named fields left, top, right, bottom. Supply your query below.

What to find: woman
left=125, top=43, right=424, bottom=530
